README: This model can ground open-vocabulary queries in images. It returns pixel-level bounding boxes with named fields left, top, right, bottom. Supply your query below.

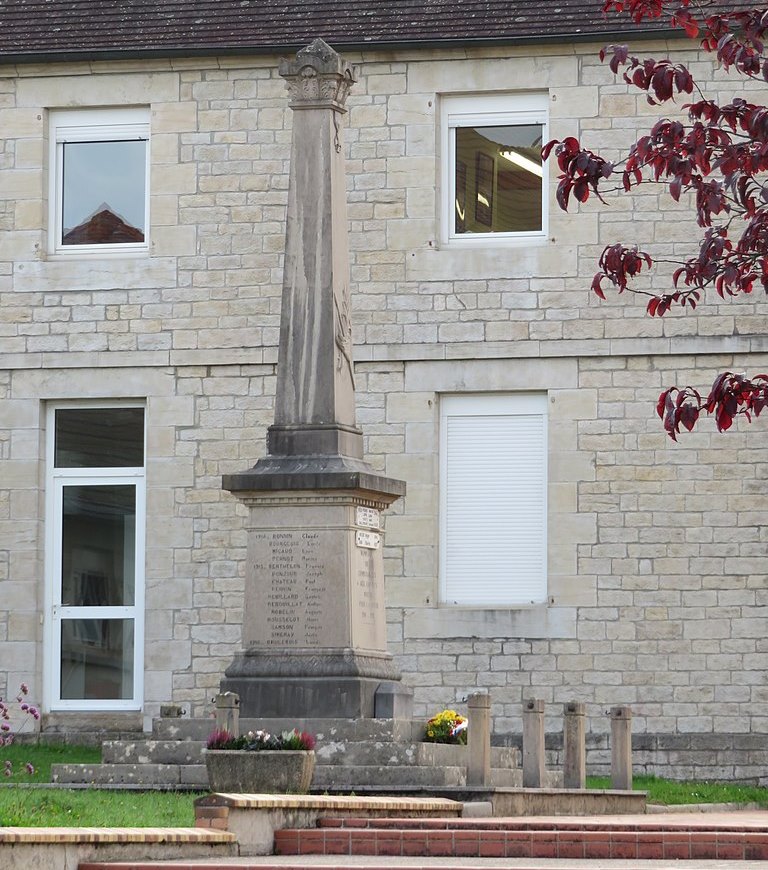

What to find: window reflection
left=61, top=485, right=135, bottom=607
left=55, top=407, right=145, bottom=468
left=61, top=140, right=146, bottom=245
left=60, top=619, right=134, bottom=700
left=455, top=124, right=543, bottom=234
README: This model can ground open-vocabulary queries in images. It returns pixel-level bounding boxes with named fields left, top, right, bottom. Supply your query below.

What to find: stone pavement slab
left=78, top=857, right=768, bottom=868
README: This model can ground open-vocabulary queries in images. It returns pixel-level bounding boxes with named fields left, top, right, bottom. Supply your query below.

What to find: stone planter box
left=204, top=750, right=315, bottom=794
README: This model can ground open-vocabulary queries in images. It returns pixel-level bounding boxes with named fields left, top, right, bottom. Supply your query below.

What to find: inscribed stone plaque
left=247, top=528, right=340, bottom=649
left=355, top=530, right=381, bottom=550
left=356, top=506, right=381, bottom=529
left=350, top=536, right=386, bottom=650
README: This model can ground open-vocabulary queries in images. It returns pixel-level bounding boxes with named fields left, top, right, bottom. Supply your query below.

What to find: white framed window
left=439, top=393, right=548, bottom=607
left=440, top=93, right=548, bottom=246
left=44, top=403, right=146, bottom=711
left=48, top=107, right=150, bottom=256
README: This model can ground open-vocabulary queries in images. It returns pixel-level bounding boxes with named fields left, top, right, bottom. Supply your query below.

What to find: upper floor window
left=48, top=107, right=150, bottom=256
left=441, top=93, right=548, bottom=246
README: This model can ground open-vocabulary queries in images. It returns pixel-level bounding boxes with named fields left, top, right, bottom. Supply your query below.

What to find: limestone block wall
left=0, top=38, right=766, bottom=774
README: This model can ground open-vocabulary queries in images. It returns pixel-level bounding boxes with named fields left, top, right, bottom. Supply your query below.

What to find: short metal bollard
left=467, top=691, right=491, bottom=787
left=215, top=691, right=240, bottom=737
left=522, top=698, right=546, bottom=788
left=609, top=705, right=632, bottom=790
left=563, top=701, right=586, bottom=789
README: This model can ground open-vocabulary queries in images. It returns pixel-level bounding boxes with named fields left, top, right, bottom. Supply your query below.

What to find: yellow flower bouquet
left=423, top=708, right=468, bottom=745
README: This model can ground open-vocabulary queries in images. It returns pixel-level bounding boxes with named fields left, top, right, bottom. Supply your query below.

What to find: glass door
left=46, top=406, right=145, bottom=711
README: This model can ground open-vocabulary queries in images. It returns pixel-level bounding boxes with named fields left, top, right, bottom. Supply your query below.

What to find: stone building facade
left=1, top=16, right=767, bottom=780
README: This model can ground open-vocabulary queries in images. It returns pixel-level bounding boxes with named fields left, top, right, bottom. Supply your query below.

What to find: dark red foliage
left=591, top=244, right=653, bottom=299
left=659, top=372, right=768, bottom=438
left=543, top=2, right=768, bottom=436
left=541, top=137, right=614, bottom=210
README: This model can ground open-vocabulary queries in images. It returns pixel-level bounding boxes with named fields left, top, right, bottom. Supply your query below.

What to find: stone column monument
left=221, top=39, right=407, bottom=719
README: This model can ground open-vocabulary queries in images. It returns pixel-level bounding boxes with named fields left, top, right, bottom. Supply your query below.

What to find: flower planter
left=204, top=749, right=315, bottom=794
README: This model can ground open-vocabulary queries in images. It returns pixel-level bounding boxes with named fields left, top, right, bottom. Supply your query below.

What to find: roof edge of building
left=0, top=27, right=684, bottom=65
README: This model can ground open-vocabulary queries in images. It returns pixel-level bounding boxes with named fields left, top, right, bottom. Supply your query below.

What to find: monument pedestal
left=222, top=460, right=406, bottom=718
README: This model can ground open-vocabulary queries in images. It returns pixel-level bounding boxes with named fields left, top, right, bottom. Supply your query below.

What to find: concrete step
left=313, top=764, right=469, bottom=789
left=102, top=739, right=205, bottom=765
left=274, top=813, right=768, bottom=860
left=0, top=827, right=236, bottom=870
left=51, top=762, right=209, bottom=787
left=152, top=717, right=424, bottom=743
left=53, top=756, right=518, bottom=790
left=101, top=729, right=517, bottom=771
left=316, top=741, right=517, bottom=769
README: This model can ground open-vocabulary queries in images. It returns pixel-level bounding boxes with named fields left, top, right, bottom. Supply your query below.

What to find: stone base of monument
left=221, top=461, right=407, bottom=720
left=220, top=672, right=400, bottom=720
left=50, top=716, right=524, bottom=791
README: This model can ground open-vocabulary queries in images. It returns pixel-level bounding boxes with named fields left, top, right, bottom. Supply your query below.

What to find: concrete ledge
left=0, top=827, right=235, bottom=870
left=0, top=827, right=235, bottom=843
left=196, top=792, right=461, bottom=812
left=194, top=792, right=462, bottom=855
left=490, top=787, right=647, bottom=816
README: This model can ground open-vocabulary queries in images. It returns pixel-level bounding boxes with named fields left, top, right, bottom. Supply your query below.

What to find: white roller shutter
left=440, top=393, right=547, bottom=606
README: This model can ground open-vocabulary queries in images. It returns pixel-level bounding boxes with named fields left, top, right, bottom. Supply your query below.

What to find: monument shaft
left=268, top=39, right=361, bottom=460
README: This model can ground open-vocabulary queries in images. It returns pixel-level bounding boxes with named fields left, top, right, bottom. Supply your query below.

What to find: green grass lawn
left=0, top=787, right=200, bottom=826
left=0, top=743, right=200, bottom=826
left=2, top=744, right=768, bottom=826
left=588, top=774, right=768, bottom=807
left=1, top=742, right=100, bottom=783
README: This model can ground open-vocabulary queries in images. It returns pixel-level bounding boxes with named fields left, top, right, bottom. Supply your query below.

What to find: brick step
left=316, top=816, right=768, bottom=831
left=273, top=823, right=768, bottom=860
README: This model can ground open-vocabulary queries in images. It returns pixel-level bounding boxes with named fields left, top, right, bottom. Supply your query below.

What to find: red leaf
left=716, top=403, right=734, bottom=432
left=541, top=139, right=559, bottom=161
left=591, top=274, right=607, bottom=300
left=573, top=177, right=590, bottom=202
left=679, top=404, right=699, bottom=431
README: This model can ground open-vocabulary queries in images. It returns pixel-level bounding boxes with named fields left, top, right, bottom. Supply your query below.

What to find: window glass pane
left=61, top=485, right=136, bottom=607
left=60, top=619, right=134, bottom=700
left=55, top=407, right=144, bottom=468
left=455, top=124, right=543, bottom=234
left=61, top=140, right=146, bottom=245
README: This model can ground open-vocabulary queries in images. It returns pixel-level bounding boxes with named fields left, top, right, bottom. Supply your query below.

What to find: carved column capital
left=279, top=37, right=357, bottom=111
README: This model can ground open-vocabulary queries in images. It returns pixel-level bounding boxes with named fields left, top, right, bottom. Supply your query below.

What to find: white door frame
left=43, top=402, right=146, bottom=712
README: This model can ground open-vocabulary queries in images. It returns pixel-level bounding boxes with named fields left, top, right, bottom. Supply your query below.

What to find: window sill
left=13, top=256, right=176, bottom=293
left=46, top=249, right=150, bottom=262
left=441, top=233, right=549, bottom=250
left=406, top=238, right=577, bottom=282
left=403, top=603, right=576, bottom=640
